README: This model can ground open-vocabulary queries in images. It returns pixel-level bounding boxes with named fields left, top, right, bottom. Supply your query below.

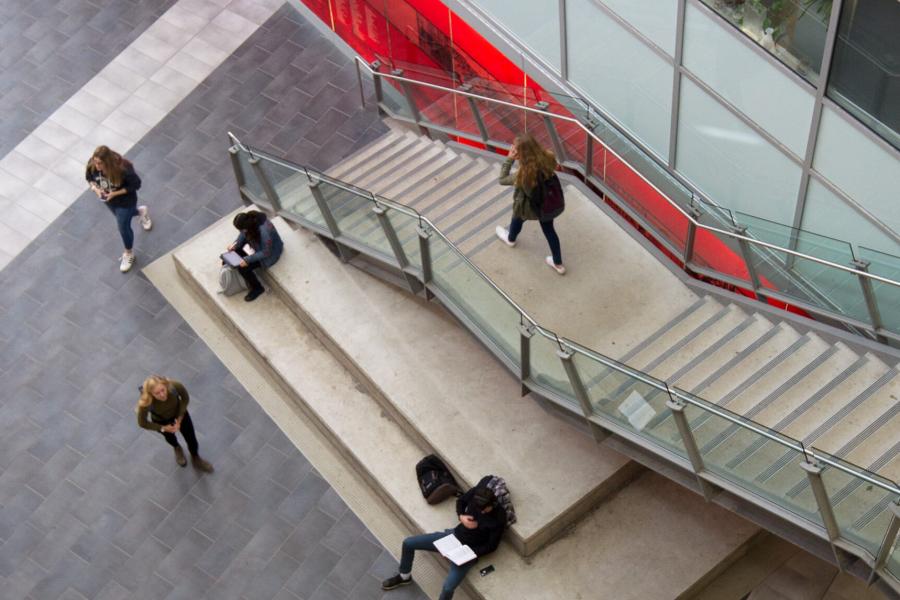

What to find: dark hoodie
left=452, top=476, right=507, bottom=557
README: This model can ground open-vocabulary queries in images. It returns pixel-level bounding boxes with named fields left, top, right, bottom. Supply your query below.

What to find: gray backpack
left=218, top=265, right=247, bottom=296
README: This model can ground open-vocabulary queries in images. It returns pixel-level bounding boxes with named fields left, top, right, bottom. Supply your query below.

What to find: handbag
left=218, top=265, right=247, bottom=296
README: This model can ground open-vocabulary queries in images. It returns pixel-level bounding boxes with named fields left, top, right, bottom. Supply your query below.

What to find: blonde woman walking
left=137, top=375, right=213, bottom=472
left=495, top=133, right=565, bottom=274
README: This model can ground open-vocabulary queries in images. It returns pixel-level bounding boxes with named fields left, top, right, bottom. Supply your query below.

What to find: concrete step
left=627, top=296, right=725, bottom=371
left=844, top=409, right=900, bottom=470
left=377, top=147, right=460, bottom=201
left=342, top=139, right=439, bottom=191
left=169, top=212, right=760, bottom=600
left=325, top=129, right=412, bottom=179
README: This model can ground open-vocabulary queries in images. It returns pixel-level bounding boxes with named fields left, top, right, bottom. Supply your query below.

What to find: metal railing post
left=801, top=460, right=844, bottom=567
left=394, top=69, right=429, bottom=138
left=370, top=60, right=384, bottom=112
left=852, top=259, right=888, bottom=343
left=417, top=224, right=434, bottom=301
left=870, top=501, right=900, bottom=584
left=355, top=58, right=365, bottom=108
left=584, top=132, right=594, bottom=179
left=734, top=225, right=768, bottom=303
left=536, top=101, right=567, bottom=164
left=228, top=146, right=250, bottom=206
left=667, top=396, right=716, bottom=501
left=519, top=323, right=534, bottom=397
left=558, top=347, right=609, bottom=443
left=249, top=157, right=282, bottom=212
left=462, top=83, right=490, bottom=144
left=375, top=203, right=423, bottom=295
left=683, top=204, right=703, bottom=266
left=309, top=179, right=340, bottom=238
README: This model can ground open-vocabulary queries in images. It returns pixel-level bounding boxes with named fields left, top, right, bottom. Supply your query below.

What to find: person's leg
left=507, top=216, right=524, bottom=242
left=439, top=562, right=476, bottom=600
left=539, top=219, right=562, bottom=265
left=113, top=206, right=136, bottom=251
left=238, top=263, right=264, bottom=301
left=179, top=412, right=213, bottom=473
left=399, top=530, right=447, bottom=573
left=159, top=429, right=186, bottom=466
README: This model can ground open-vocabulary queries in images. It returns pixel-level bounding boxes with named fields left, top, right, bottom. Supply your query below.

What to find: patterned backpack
left=485, top=475, right=517, bottom=526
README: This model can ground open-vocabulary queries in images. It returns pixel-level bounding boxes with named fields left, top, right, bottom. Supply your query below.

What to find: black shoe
left=381, top=574, right=413, bottom=591
left=244, top=287, right=264, bottom=302
left=173, top=446, right=187, bottom=467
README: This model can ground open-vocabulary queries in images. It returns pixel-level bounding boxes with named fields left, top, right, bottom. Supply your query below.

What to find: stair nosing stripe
left=771, top=354, right=867, bottom=431
left=667, top=315, right=756, bottom=384
left=690, top=324, right=782, bottom=396
left=619, top=298, right=708, bottom=364
left=639, top=306, right=732, bottom=374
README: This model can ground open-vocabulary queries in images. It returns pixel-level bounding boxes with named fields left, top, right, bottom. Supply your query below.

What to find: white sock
left=399, top=573, right=411, bottom=581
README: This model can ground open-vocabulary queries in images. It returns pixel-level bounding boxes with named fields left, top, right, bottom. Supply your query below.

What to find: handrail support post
left=519, top=323, right=534, bottom=397
left=801, top=460, right=844, bottom=569
left=535, top=101, right=567, bottom=165
left=417, top=225, right=434, bottom=301
left=667, top=397, right=717, bottom=501
left=228, top=145, right=250, bottom=206
left=870, top=501, right=900, bottom=585
left=852, top=259, right=888, bottom=343
left=558, top=347, right=609, bottom=443
left=734, top=225, right=768, bottom=303
left=462, top=83, right=490, bottom=144
left=683, top=204, right=703, bottom=267
left=375, top=203, right=422, bottom=295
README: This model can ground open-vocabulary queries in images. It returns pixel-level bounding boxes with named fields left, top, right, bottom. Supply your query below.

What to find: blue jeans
left=399, top=529, right=476, bottom=600
left=508, top=217, right=562, bottom=265
left=108, top=204, right=139, bottom=250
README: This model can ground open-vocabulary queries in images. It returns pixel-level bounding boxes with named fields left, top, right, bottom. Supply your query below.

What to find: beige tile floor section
left=0, top=0, right=284, bottom=270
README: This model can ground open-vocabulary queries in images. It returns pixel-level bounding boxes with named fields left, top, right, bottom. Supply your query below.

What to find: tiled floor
left=0, top=2, right=426, bottom=599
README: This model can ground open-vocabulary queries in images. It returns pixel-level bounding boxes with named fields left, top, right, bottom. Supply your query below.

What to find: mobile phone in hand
left=479, top=565, right=494, bottom=577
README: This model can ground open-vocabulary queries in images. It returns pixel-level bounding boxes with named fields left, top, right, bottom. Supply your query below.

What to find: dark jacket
left=234, top=219, right=284, bottom=268
left=452, top=476, right=507, bottom=557
left=85, top=162, right=141, bottom=209
left=137, top=381, right=189, bottom=432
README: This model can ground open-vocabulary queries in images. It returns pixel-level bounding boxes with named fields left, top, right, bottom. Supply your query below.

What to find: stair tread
left=628, top=297, right=725, bottom=370
left=325, top=129, right=410, bottom=178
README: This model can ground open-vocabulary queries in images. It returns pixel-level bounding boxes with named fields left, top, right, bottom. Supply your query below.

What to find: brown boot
left=191, top=455, right=214, bottom=473
left=173, top=446, right=187, bottom=467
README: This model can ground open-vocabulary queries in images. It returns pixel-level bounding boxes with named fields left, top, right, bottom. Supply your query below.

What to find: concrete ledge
left=170, top=212, right=761, bottom=599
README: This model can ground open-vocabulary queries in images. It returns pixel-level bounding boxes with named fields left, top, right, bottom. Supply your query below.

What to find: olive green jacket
left=137, top=380, right=190, bottom=432
left=499, top=158, right=540, bottom=221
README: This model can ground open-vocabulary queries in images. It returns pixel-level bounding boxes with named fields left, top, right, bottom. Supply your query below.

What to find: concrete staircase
left=168, top=214, right=760, bottom=600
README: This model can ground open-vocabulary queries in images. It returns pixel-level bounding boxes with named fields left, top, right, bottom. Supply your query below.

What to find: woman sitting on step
left=227, top=210, right=284, bottom=302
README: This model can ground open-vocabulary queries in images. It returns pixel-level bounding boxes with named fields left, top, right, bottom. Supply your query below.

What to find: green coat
left=499, top=159, right=540, bottom=221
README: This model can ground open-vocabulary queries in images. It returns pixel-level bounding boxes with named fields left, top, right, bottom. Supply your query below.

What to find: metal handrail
left=355, top=59, right=900, bottom=290
left=228, top=133, right=899, bottom=498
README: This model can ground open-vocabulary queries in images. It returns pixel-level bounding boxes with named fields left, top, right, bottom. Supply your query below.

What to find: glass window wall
left=598, top=0, right=678, bottom=56
left=567, top=0, right=673, bottom=159
left=801, top=178, right=900, bottom=258
left=812, top=106, right=900, bottom=250
left=698, top=0, right=831, bottom=83
left=827, top=0, right=900, bottom=151
left=683, top=3, right=815, bottom=157
left=676, top=77, right=802, bottom=226
left=471, top=0, right=561, bottom=71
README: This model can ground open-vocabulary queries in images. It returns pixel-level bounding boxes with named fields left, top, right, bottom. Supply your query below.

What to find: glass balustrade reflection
left=236, top=150, right=266, bottom=204
left=428, top=233, right=521, bottom=365
left=384, top=208, right=423, bottom=271
left=527, top=331, right=577, bottom=411
left=817, top=451, right=899, bottom=560
left=317, top=180, right=395, bottom=260
left=859, top=246, right=900, bottom=337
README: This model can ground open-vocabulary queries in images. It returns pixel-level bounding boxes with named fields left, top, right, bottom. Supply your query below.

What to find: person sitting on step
left=226, top=210, right=284, bottom=302
left=382, top=478, right=506, bottom=600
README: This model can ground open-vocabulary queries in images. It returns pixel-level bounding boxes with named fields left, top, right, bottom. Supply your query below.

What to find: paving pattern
left=0, top=2, right=427, bottom=599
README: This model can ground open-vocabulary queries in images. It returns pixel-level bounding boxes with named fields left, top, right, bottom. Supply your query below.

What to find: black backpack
left=529, top=171, right=565, bottom=221
left=415, top=454, right=460, bottom=505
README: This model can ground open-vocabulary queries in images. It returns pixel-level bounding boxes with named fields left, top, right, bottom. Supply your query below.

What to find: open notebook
left=433, top=534, right=477, bottom=566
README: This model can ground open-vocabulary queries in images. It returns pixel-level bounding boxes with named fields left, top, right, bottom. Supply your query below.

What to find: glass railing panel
left=380, top=77, right=417, bottom=122
left=236, top=149, right=266, bottom=203
left=859, top=246, right=900, bottom=336
left=889, top=537, right=900, bottom=584
left=685, top=397, right=823, bottom=526
left=385, top=206, right=422, bottom=271
left=415, top=88, right=480, bottom=140
left=572, top=350, right=687, bottom=458
left=602, top=148, right=688, bottom=258
left=316, top=180, right=395, bottom=259
left=428, top=233, right=521, bottom=364
left=473, top=96, right=524, bottom=148
left=528, top=331, right=577, bottom=410
left=817, top=451, right=899, bottom=560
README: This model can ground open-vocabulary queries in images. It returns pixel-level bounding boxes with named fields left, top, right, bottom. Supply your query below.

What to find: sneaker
left=173, top=446, right=187, bottom=467
left=545, top=256, right=566, bottom=275
left=381, top=574, right=413, bottom=591
left=120, top=253, right=135, bottom=273
left=191, top=455, right=214, bottom=473
left=244, top=287, right=264, bottom=302
left=495, top=226, right=515, bottom=247
left=138, top=205, right=152, bottom=231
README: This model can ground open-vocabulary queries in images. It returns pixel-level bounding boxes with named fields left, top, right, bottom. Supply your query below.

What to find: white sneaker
left=138, top=205, right=152, bottom=231
left=545, top=256, right=565, bottom=275
left=120, top=253, right=135, bottom=273
left=495, top=226, right=515, bottom=247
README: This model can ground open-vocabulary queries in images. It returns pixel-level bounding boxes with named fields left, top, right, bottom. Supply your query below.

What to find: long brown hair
left=513, top=134, right=557, bottom=192
left=137, top=374, right=170, bottom=411
left=86, top=145, right=130, bottom=187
